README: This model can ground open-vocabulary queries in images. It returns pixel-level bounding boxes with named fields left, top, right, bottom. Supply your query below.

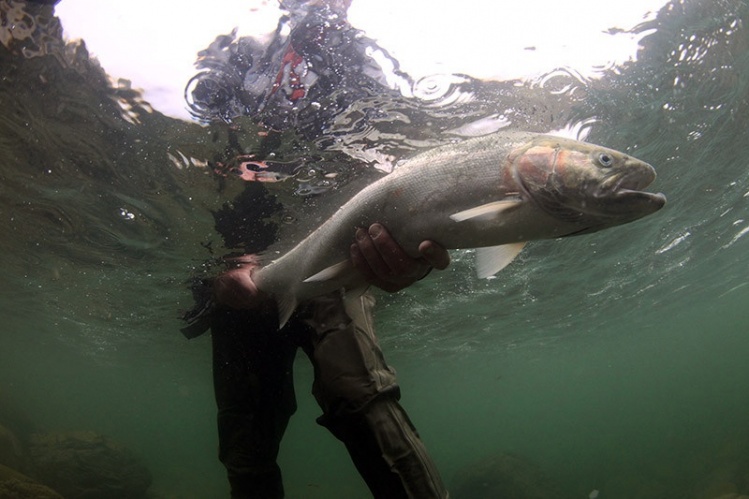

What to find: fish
left=253, top=131, right=667, bottom=327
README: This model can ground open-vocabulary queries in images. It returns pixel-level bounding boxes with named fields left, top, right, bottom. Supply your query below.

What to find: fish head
left=511, top=135, right=666, bottom=235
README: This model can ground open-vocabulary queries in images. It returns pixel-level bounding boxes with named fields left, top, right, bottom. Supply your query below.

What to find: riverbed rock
left=451, top=452, right=562, bottom=499
left=0, top=463, right=63, bottom=499
left=0, top=423, right=26, bottom=471
left=0, top=388, right=36, bottom=440
left=28, top=430, right=152, bottom=499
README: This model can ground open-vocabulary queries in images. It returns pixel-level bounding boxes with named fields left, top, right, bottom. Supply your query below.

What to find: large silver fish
left=254, top=131, right=666, bottom=327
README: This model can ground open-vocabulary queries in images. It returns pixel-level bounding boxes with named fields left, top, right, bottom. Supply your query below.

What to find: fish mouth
left=558, top=180, right=666, bottom=237
left=596, top=170, right=666, bottom=210
left=597, top=167, right=653, bottom=195
left=614, top=188, right=667, bottom=207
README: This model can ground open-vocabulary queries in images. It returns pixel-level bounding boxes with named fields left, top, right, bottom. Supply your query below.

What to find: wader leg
left=210, top=309, right=298, bottom=499
left=298, top=292, right=448, bottom=499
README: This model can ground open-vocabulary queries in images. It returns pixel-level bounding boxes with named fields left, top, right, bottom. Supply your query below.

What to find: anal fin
left=277, top=293, right=298, bottom=329
left=476, top=242, right=526, bottom=279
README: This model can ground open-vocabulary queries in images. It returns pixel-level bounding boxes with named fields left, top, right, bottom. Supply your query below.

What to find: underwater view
left=1, top=0, right=748, bottom=497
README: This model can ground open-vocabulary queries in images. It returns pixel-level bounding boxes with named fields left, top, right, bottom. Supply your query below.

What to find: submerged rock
left=28, top=431, right=152, bottom=499
left=0, top=388, right=36, bottom=441
left=0, top=423, right=26, bottom=472
left=0, top=463, right=63, bottom=499
left=451, top=452, right=562, bottom=499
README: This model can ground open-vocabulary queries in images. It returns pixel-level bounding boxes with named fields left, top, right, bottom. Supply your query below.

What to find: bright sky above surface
left=55, top=0, right=668, bottom=120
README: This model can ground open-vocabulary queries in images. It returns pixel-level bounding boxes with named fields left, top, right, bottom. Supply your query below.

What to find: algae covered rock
left=451, top=452, right=562, bottom=499
left=28, top=430, right=152, bottom=499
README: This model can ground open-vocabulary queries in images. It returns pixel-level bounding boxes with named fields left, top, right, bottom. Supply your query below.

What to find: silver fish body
left=253, top=131, right=666, bottom=327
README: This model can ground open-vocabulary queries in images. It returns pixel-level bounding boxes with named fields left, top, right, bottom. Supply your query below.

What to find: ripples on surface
left=2, top=0, right=748, bottom=360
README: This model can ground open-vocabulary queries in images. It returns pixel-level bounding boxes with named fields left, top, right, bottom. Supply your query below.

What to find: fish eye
left=597, top=152, right=614, bottom=167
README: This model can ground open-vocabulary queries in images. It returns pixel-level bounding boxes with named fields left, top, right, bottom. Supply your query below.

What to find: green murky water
left=1, top=0, right=748, bottom=497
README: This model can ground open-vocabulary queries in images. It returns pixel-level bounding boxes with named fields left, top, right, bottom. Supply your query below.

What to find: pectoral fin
left=450, top=199, right=523, bottom=222
left=475, top=242, right=526, bottom=278
left=303, top=260, right=353, bottom=283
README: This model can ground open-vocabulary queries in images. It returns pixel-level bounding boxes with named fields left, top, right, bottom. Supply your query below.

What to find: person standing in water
left=182, top=1, right=451, bottom=497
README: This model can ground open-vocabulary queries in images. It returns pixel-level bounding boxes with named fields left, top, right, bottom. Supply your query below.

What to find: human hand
left=350, top=223, right=450, bottom=293
left=212, top=255, right=269, bottom=309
